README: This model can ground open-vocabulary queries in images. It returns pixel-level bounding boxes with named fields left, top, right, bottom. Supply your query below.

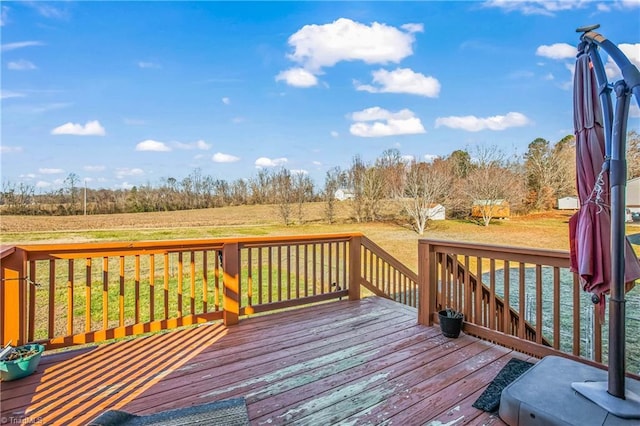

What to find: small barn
left=557, top=196, right=579, bottom=210
left=627, top=177, right=640, bottom=212
left=334, top=188, right=355, bottom=201
left=426, top=204, right=446, bottom=221
left=471, top=199, right=510, bottom=219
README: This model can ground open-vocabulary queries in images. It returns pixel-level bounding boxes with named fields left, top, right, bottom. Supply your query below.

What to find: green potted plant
left=438, top=307, right=464, bottom=338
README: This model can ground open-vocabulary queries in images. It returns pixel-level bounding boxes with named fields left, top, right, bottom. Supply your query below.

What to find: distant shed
left=628, top=177, right=640, bottom=211
left=426, top=204, right=446, bottom=221
left=471, top=199, right=510, bottom=219
left=557, top=196, right=579, bottom=210
left=334, top=188, right=355, bottom=201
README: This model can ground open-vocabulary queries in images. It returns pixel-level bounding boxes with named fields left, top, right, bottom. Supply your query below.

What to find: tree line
left=2, top=132, right=640, bottom=232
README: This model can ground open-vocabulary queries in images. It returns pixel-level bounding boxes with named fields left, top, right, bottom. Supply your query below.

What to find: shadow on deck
left=1, top=297, right=533, bottom=425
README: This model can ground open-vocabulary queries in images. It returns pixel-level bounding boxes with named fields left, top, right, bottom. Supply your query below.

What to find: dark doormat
left=87, top=397, right=249, bottom=426
left=473, top=358, right=534, bottom=412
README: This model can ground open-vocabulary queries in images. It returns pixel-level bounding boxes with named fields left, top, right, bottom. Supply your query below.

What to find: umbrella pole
left=609, top=80, right=631, bottom=399
left=571, top=26, right=640, bottom=418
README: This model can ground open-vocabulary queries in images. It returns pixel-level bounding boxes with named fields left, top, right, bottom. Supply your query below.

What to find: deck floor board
left=0, top=297, right=526, bottom=425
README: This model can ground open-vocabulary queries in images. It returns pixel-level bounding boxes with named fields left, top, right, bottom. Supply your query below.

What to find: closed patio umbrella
left=569, top=49, right=640, bottom=319
left=570, top=25, right=640, bottom=418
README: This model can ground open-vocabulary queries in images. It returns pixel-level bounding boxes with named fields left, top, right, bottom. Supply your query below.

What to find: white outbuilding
left=334, top=188, right=355, bottom=201
left=557, top=196, right=580, bottom=210
left=425, top=204, right=446, bottom=220
left=627, top=177, right=640, bottom=212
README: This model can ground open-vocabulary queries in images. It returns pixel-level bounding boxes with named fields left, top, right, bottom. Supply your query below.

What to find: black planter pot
left=438, top=310, right=463, bottom=338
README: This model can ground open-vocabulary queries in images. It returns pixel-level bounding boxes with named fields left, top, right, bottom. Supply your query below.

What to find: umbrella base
left=499, top=356, right=640, bottom=425
left=572, top=382, right=640, bottom=419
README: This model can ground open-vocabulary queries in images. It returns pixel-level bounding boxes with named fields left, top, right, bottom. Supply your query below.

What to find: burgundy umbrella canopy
left=569, top=51, right=640, bottom=319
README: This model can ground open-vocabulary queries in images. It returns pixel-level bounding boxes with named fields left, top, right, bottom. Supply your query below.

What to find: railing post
left=1, top=247, right=28, bottom=346
left=349, top=236, right=361, bottom=301
left=418, top=241, right=436, bottom=326
left=222, top=243, right=239, bottom=326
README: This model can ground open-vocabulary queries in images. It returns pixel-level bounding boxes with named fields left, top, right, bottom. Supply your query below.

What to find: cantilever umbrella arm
left=580, top=25, right=640, bottom=109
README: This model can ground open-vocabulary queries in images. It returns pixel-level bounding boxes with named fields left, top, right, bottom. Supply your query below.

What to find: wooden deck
left=1, top=297, right=535, bottom=425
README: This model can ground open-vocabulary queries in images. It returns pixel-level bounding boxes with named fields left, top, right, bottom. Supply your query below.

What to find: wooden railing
left=418, top=239, right=603, bottom=363
left=4, top=234, right=631, bottom=373
left=1, top=234, right=418, bottom=350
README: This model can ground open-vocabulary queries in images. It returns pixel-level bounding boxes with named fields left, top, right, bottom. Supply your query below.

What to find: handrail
left=1, top=233, right=375, bottom=349
left=418, top=238, right=612, bottom=367
left=442, top=253, right=551, bottom=346
left=2, top=234, right=621, bottom=374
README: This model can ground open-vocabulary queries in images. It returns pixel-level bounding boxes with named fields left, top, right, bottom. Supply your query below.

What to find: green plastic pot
left=0, top=344, right=45, bottom=381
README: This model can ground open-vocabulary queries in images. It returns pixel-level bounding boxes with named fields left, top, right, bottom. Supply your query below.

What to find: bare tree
left=65, top=173, right=81, bottom=214
left=403, top=159, right=453, bottom=234
left=273, top=168, right=294, bottom=225
left=524, top=137, right=575, bottom=211
left=464, top=146, right=525, bottom=226
left=348, top=156, right=367, bottom=222
left=376, top=148, right=405, bottom=198
left=230, top=179, right=249, bottom=205
left=292, top=171, right=314, bottom=224
left=323, top=167, right=343, bottom=224
left=1, top=180, right=35, bottom=214
left=249, top=170, right=273, bottom=205
left=361, top=166, right=386, bottom=222
left=628, top=130, right=640, bottom=179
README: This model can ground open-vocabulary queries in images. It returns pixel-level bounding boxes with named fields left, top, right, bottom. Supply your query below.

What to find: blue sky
left=2, top=1, right=639, bottom=191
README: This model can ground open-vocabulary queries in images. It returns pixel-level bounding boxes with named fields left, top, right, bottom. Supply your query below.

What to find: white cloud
left=349, top=107, right=426, bottom=137
left=605, top=43, right=640, bottom=80
left=136, top=139, right=171, bottom=152
left=1, top=90, right=25, bottom=99
left=630, top=103, right=640, bottom=118
left=51, top=120, right=106, bottom=136
left=26, top=2, right=67, bottom=19
left=355, top=68, right=440, bottom=97
left=8, top=59, right=36, bottom=70
left=83, top=165, right=106, bottom=172
left=434, top=112, right=531, bottom=132
left=401, top=154, right=415, bottom=162
left=312, top=161, right=322, bottom=166
left=286, top=18, right=420, bottom=72
left=35, top=181, right=51, bottom=188
left=482, top=0, right=588, bottom=16
left=212, top=152, right=240, bottom=163
left=115, top=168, right=144, bottom=179
left=350, top=106, right=415, bottom=122
left=291, top=169, right=308, bottom=175
left=138, top=61, right=161, bottom=69
left=275, top=68, right=318, bottom=87
left=536, top=43, right=577, bottom=60
left=255, top=157, right=288, bottom=167
left=174, top=139, right=211, bottom=150
left=1, top=41, right=44, bottom=51
left=117, top=182, right=135, bottom=190
left=330, top=131, right=339, bottom=138
left=222, top=97, right=230, bottom=105
left=0, top=145, right=22, bottom=153
left=401, top=23, right=424, bottom=33
left=1, top=5, right=8, bottom=26
left=232, top=117, right=245, bottom=124
left=423, top=154, right=439, bottom=163
left=39, top=168, right=64, bottom=174
left=20, top=173, right=37, bottom=179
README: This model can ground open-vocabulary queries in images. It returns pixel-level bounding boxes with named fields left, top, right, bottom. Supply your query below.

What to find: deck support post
left=1, top=247, right=28, bottom=346
left=418, top=241, right=436, bottom=326
left=349, top=236, right=361, bottom=301
left=222, top=242, right=239, bottom=326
